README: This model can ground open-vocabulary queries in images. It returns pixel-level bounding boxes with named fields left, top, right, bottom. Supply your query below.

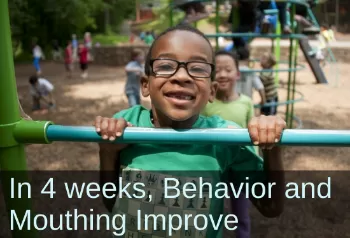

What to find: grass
left=92, top=33, right=129, bottom=45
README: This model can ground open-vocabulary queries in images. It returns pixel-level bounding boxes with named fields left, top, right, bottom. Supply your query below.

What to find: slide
left=299, top=38, right=328, bottom=84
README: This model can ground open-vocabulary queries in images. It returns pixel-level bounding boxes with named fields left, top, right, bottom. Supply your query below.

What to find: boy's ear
left=141, top=75, right=150, bottom=97
left=208, top=81, right=218, bottom=103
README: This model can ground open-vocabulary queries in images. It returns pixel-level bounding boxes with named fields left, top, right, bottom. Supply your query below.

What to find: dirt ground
left=10, top=60, right=350, bottom=237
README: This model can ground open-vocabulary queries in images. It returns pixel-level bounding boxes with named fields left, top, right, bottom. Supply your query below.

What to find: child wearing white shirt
left=29, top=75, right=55, bottom=114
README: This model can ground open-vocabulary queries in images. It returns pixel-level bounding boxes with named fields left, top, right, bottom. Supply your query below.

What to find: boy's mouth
left=164, top=91, right=195, bottom=102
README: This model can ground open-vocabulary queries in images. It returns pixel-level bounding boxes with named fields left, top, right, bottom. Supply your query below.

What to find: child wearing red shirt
left=79, top=43, right=88, bottom=78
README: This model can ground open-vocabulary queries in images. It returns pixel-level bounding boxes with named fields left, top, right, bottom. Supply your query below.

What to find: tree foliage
left=8, top=0, right=135, bottom=53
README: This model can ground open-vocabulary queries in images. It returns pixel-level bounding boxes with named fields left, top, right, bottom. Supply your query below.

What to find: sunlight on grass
left=93, top=34, right=129, bottom=45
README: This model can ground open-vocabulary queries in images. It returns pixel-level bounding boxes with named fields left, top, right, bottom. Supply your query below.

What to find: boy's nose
left=170, top=67, right=193, bottom=84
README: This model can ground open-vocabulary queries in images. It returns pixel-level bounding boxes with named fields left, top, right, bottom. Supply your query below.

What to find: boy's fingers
left=94, top=116, right=102, bottom=132
left=107, top=119, right=116, bottom=141
left=228, top=125, right=238, bottom=129
left=248, top=117, right=259, bottom=144
left=115, top=119, right=128, bottom=137
left=267, top=118, right=276, bottom=144
left=275, top=118, right=286, bottom=142
left=258, top=116, right=268, bottom=146
left=100, top=118, right=109, bottom=139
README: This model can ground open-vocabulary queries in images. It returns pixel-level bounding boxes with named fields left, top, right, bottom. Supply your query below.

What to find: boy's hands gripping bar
left=36, top=125, right=350, bottom=146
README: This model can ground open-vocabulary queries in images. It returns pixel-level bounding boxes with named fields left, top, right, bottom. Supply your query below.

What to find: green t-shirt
left=202, top=94, right=254, bottom=128
left=111, top=105, right=264, bottom=238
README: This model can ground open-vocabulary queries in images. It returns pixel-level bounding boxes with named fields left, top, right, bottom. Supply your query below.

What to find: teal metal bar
left=14, top=125, right=350, bottom=147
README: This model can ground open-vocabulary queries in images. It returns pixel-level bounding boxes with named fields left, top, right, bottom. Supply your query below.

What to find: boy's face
left=215, top=55, right=240, bottom=93
left=260, top=54, right=270, bottom=68
left=141, top=30, right=216, bottom=122
left=136, top=53, right=145, bottom=63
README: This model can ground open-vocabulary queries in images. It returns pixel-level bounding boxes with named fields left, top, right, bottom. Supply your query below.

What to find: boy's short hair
left=144, top=24, right=215, bottom=80
left=263, top=52, right=277, bottom=67
left=131, top=49, right=144, bottom=61
left=215, top=50, right=239, bottom=73
left=320, top=23, right=329, bottom=29
left=29, top=75, right=38, bottom=85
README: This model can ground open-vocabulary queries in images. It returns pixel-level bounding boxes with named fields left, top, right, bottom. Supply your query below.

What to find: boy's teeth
left=170, top=95, right=192, bottom=100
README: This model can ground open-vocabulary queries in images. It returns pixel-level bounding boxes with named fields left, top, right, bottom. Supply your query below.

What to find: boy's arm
left=125, top=65, right=143, bottom=74
left=99, top=148, right=120, bottom=212
left=249, top=147, right=285, bottom=217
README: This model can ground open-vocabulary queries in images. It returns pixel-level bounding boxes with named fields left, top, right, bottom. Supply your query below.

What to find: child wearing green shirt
left=202, top=50, right=255, bottom=238
left=94, top=24, right=286, bottom=238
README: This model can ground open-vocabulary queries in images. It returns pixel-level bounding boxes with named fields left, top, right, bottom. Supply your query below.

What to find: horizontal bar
left=44, top=126, right=350, bottom=147
left=205, top=33, right=307, bottom=39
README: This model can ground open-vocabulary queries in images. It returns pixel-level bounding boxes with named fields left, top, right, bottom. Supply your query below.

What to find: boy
left=144, top=31, right=155, bottom=46
left=94, top=25, right=285, bottom=238
left=64, top=41, right=73, bottom=78
left=202, top=50, right=256, bottom=238
left=72, top=34, right=78, bottom=67
left=32, top=43, right=44, bottom=76
left=260, top=52, right=278, bottom=116
left=235, top=47, right=266, bottom=106
left=124, top=49, right=145, bottom=107
left=79, top=43, right=88, bottom=78
left=29, top=75, right=55, bottom=114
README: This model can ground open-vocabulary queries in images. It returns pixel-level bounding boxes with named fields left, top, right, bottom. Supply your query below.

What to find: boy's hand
left=94, top=116, right=133, bottom=151
left=248, top=115, right=286, bottom=150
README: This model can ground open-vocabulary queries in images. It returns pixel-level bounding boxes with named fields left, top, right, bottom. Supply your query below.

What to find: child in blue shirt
left=124, top=49, right=145, bottom=107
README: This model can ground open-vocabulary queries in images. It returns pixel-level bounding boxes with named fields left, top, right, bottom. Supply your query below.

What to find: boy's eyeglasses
left=150, top=58, right=214, bottom=78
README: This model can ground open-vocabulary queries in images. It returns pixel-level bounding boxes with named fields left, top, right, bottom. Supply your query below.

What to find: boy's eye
left=154, top=63, right=177, bottom=72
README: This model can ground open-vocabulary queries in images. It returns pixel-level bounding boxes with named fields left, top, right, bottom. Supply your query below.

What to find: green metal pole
left=285, top=4, right=295, bottom=128
left=215, top=0, right=220, bottom=50
left=274, top=20, right=281, bottom=85
left=0, top=1, right=37, bottom=237
left=290, top=38, right=299, bottom=128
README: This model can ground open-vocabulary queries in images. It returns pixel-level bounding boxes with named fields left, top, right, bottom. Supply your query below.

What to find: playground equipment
left=0, top=1, right=349, bottom=238
left=170, top=0, right=336, bottom=128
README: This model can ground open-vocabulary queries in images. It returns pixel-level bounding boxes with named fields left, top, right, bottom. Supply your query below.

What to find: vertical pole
left=285, top=3, right=295, bottom=128
left=290, top=37, right=299, bottom=128
left=335, top=0, right=339, bottom=30
left=169, top=0, right=173, bottom=27
left=274, top=19, right=281, bottom=85
left=135, top=0, right=140, bottom=22
left=0, top=1, right=37, bottom=238
left=215, top=0, right=220, bottom=50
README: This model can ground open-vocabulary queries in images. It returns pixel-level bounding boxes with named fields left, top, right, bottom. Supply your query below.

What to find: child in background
left=144, top=31, right=154, bottom=46
left=72, top=34, right=78, bottom=67
left=64, top=41, right=73, bottom=79
left=29, top=75, right=55, bottom=115
left=260, top=52, right=278, bottom=116
left=202, top=50, right=256, bottom=238
left=94, top=24, right=286, bottom=238
left=32, top=43, right=44, bottom=76
left=236, top=47, right=266, bottom=106
left=52, top=40, right=62, bottom=61
left=315, top=24, right=336, bottom=66
left=79, top=43, right=88, bottom=79
left=202, top=50, right=254, bottom=127
left=124, top=49, right=145, bottom=107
